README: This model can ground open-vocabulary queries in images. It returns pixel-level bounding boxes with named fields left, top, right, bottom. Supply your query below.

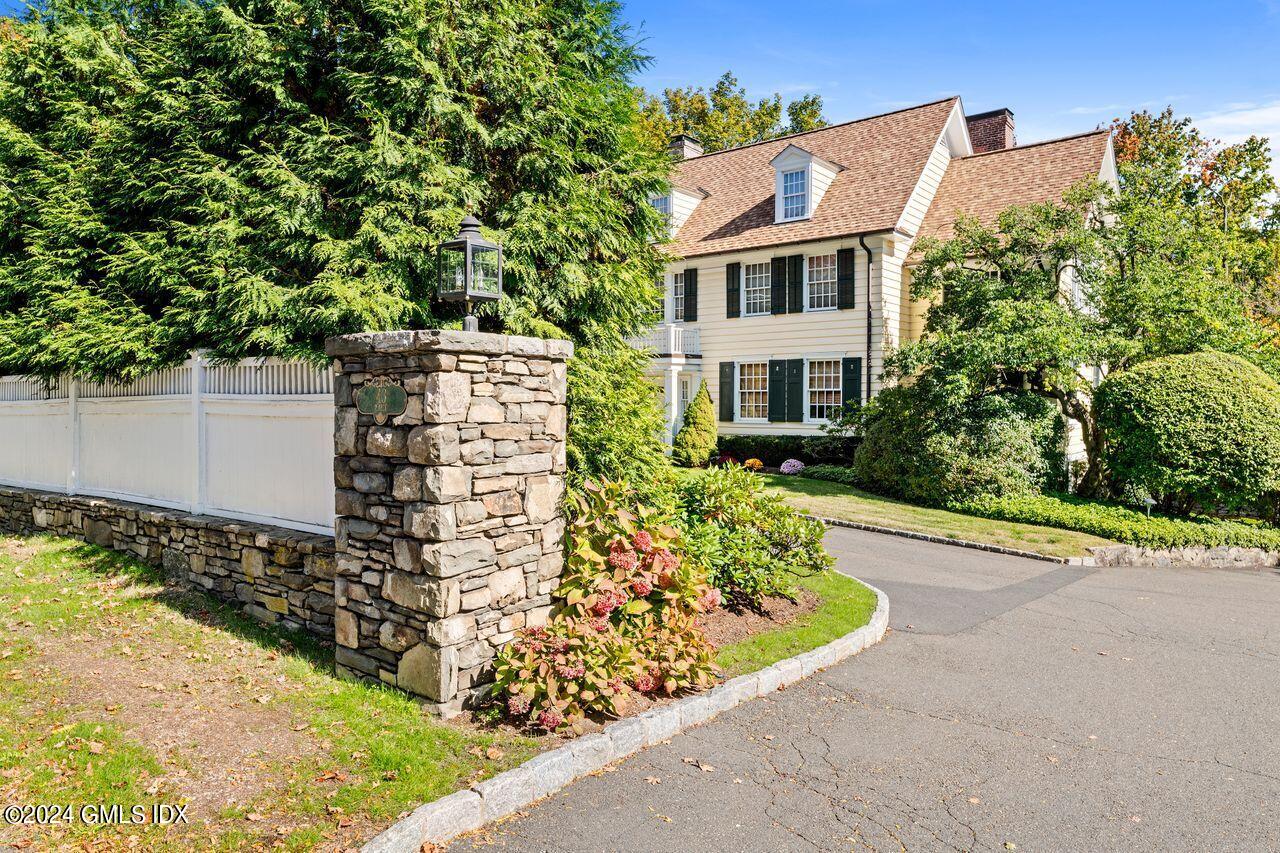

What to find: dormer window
left=781, top=169, right=808, bottom=219
left=770, top=144, right=843, bottom=225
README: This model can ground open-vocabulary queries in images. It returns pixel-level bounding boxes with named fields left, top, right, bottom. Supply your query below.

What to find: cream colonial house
left=637, top=96, right=1117, bottom=444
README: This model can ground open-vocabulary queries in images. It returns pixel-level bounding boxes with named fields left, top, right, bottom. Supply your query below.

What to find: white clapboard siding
left=0, top=355, right=336, bottom=534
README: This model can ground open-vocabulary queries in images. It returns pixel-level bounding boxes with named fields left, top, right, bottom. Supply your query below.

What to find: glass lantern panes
left=471, top=244, right=501, bottom=296
left=439, top=244, right=468, bottom=298
left=436, top=215, right=503, bottom=304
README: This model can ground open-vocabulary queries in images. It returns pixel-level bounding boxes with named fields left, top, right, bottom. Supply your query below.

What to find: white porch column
left=662, top=365, right=681, bottom=445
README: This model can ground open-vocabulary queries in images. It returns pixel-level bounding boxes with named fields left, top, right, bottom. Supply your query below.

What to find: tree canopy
left=637, top=72, right=827, bottom=154
left=892, top=107, right=1280, bottom=497
left=0, top=0, right=671, bottom=380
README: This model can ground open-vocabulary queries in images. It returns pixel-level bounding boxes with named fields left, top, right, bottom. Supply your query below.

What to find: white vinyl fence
left=0, top=355, right=335, bottom=534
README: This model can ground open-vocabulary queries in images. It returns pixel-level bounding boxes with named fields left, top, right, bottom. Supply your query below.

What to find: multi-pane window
left=650, top=195, right=671, bottom=221
left=781, top=169, right=807, bottom=219
left=807, top=254, right=837, bottom=310
left=679, top=377, right=690, bottom=406
left=672, top=272, right=685, bottom=321
left=807, top=359, right=841, bottom=421
left=743, top=263, right=771, bottom=316
left=738, top=362, right=768, bottom=420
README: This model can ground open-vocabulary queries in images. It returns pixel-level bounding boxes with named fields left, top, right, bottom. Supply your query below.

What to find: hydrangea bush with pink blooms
left=779, top=458, right=805, bottom=475
left=493, top=481, right=719, bottom=732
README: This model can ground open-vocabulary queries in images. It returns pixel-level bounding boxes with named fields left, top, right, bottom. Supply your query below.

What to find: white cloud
left=1064, top=104, right=1124, bottom=116
left=1195, top=100, right=1280, bottom=181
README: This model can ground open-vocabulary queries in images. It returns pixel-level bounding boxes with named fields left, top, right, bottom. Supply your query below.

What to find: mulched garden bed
left=698, top=588, right=820, bottom=648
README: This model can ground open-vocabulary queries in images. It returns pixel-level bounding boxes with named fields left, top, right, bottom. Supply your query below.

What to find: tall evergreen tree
left=0, top=0, right=670, bottom=380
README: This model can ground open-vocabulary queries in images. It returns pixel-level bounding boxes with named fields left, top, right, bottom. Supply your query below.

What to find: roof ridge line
left=679, top=96, right=960, bottom=162
left=959, top=128, right=1110, bottom=160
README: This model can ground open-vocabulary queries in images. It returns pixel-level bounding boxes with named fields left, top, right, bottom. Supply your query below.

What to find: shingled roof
left=917, top=129, right=1112, bottom=244
left=668, top=98, right=959, bottom=258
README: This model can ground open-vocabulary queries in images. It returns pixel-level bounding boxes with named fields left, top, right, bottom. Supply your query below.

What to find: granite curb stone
left=360, top=578, right=890, bottom=851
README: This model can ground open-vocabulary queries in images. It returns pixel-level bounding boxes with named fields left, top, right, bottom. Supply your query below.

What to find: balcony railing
left=629, top=323, right=701, bottom=358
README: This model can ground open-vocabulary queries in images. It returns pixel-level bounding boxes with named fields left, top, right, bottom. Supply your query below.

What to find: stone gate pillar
left=325, top=330, right=571, bottom=716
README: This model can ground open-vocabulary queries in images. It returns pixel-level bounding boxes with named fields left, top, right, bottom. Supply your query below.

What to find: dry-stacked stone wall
left=0, top=487, right=336, bottom=634
left=326, top=330, right=571, bottom=715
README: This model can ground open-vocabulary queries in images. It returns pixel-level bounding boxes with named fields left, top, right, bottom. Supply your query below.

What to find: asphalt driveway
left=450, top=527, right=1280, bottom=852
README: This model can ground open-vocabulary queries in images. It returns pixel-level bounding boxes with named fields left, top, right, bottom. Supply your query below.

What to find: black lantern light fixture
left=437, top=214, right=503, bottom=332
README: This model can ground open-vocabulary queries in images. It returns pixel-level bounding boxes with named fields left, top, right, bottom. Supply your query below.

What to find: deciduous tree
left=637, top=72, right=827, bottom=154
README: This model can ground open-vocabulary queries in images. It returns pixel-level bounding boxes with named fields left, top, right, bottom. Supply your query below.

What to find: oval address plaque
left=356, top=376, right=408, bottom=425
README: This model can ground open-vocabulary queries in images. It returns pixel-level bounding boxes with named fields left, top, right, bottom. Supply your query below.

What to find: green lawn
left=714, top=570, right=879, bottom=679
left=756, top=473, right=1115, bottom=559
left=0, top=535, right=537, bottom=852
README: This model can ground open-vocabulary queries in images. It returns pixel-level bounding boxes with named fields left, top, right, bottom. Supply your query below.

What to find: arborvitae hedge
left=0, top=0, right=670, bottom=380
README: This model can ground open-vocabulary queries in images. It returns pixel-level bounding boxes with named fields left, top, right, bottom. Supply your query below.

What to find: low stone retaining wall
left=1089, top=544, right=1280, bottom=569
left=0, top=487, right=336, bottom=634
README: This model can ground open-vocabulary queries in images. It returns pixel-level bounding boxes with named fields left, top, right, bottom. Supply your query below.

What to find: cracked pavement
left=449, top=527, right=1280, bottom=852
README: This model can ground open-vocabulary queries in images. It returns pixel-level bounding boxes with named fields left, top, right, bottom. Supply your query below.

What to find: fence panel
left=0, top=355, right=335, bottom=534
left=0, top=401, right=71, bottom=491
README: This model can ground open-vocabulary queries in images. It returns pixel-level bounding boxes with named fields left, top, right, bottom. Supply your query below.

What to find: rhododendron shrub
left=678, top=465, right=833, bottom=607
left=494, top=481, right=718, bottom=731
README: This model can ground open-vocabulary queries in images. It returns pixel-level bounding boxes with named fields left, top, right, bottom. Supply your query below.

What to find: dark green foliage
left=0, top=0, right=669, bottom=380
left=957, top=492, right=1280, bottom=551
left=677, top=466, right=831, bottom=608
left=850, top=383, right=1061, bottom=507
left=715, top=434, right=857, bottom=467
left=566, top=345, right=674, bottom=509
left=1096, top=351, right=1280, bottom=513
left=671, top=380, right=716, bottom=467
left=802, top=464, right=860, bottom=488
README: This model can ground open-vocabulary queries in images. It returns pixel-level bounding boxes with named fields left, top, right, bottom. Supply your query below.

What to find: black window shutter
left=683, top=267, right=698, bottom=322
left=726, top=262, right=740, bottom=319
left=767, top=360, right=787, bottom=422
left=841, top=357, right=863, bottom=409
left=716, top=358, right=737, bottom=422
left=770, top=257, right=787, bottom=315
left=837, top=248, right=856, bottom=309
left=787, top=255, right=804, bottom=313
left=786, top=358, right=805, bottom=421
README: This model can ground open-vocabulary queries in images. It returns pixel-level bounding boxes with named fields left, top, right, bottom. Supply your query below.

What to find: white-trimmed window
left=671, top=272, right=685, bottom=322
left=679, top=377, right=690, bottom=406
left=649, top=195, right=671, bottom=221
left=807, top=254, right=836, bottom=310
left=737, top=362, right=768, bottom=420
left=781, top=169, right=807, bottom=219
left=807, top=359, right=841, bottom=422
left=743, top=262, right=770, bottom=316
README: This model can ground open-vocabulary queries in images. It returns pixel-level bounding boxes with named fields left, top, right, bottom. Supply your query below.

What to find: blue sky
left=622, top=0, right=1280, bottom=169
left=3, top=0, right=1277, bottom=167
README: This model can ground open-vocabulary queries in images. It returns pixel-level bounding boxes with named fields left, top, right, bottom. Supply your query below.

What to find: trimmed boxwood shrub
left=956, top=492, right=1280, bottom=550
left=803, top=464, right=861, bottom=488
left=1096, top=351, right=1280, bottom=514
left=715, top=434, right=857, bottom=467
left=672, top=380, right=717, bottom=467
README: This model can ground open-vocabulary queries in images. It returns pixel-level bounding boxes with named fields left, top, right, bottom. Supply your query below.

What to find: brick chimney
left=668, top=134, right=704, bottom=160
left=966, top=109, right=1015, bottom=153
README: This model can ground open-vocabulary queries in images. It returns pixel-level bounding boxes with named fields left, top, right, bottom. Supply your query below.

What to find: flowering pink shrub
left=493, top=481, right=718, bottom=732
left=779, top=458, right=805, bottom=475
